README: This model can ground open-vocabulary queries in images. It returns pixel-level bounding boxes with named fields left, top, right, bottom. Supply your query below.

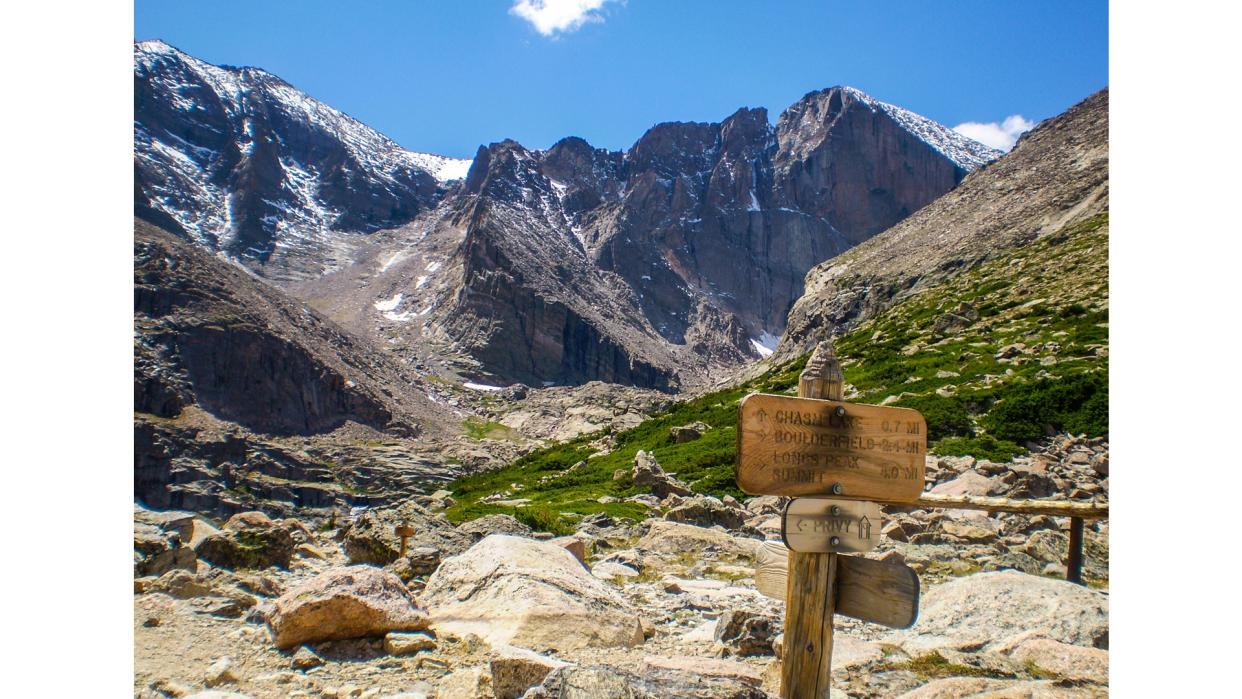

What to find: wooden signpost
left=738, top=340, right=925, bottom=698
left=737, top=393, right=927, bottom=502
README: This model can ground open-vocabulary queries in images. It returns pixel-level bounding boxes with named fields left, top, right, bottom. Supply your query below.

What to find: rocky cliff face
left=135, top=42, right=1004, bottom=389
left=134, top=218, right=457, bottom=437
left=351, top=87, right=999, bottom=389
left=777, top=88, right=1109, bottom=359
left=134, top=218, right=486, bottom=515
left=134, top=40, right=471, bottom=282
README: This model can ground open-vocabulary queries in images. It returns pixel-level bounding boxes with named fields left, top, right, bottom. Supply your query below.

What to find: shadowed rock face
left=133, top=218, right=459, bottom=437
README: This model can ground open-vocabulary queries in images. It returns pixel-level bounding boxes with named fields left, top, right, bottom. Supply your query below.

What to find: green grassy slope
left=445, top=213, right=1109, bottom=530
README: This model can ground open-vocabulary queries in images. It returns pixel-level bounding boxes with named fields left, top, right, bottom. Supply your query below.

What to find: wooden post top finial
left=800, top=340, right=843, bottom=401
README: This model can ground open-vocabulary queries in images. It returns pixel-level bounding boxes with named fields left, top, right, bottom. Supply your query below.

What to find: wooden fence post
left=781, top=341, right=844, bottom=698
left=1066, top=516, right=1085, bottom=585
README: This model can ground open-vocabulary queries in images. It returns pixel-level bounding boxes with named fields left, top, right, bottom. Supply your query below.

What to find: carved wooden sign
left=782, top=498, right=883, bottom=554
left=754, top=540, right=920, bottom=629
left=736, top=393, right=927, bottom=503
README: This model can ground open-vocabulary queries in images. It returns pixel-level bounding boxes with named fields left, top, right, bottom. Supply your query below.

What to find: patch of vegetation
left=511, top=505, right=577, bottom=536
left=1023, top=660, right=1063, bottom=680
left=892, top=394, right=973, bottom=441
left=981, top=372, right=1108, bottom=444
left=880, top=651, right=1012, bottom=680
left=934, top=435, right=1025, bottom=462
left=444, top=213, right=1109, bottom=526
left=462, top=418, right=517, bottom=441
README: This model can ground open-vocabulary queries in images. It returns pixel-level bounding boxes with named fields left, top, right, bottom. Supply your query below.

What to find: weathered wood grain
left=835, top=554, right=920, bottom=629
left=912, top=493, right=1108, bottom=518
left=755, top=541, right=920, bottom=629
left=783, top=545, right=837, bottom=697
left=736, top=393, right=927, bottom=503
left=780, top=341, right=843, bottom=699
left=782, top=498, right=883, bottom=554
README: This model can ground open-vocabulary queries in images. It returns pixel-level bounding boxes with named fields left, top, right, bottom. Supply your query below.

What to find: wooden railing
left=911, top=493, right=1106, bottom=584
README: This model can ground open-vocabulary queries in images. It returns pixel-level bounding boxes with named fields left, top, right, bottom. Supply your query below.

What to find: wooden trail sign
left=755, top=540, right=920, bottom=629
left=736, top=392, right=928, bottom=503
left=782, top=498, right=883, bottom=554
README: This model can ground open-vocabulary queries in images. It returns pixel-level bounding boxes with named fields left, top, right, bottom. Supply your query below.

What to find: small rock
left=489, top=645, right=570, bottom=699
left=459, top=515, right=533, bottom=542
left=291, top=645, right=324, bottom=670
left=632, top=450, right=693, bottom=498
left=713, top=609, right=779, bottom=656
left=295, top=543, right=327, bottom=560
left=204, top=657, right=239, bottom=687
left=669, top=422, right=709, bottom=443
left=592, top=561, right=640, bottom=580
left=384, top=631, right=436, bottom=655
left=664, top=495, right=746, bottom=529
left=437, top=666, right=492, bottom=699
left=550, top=537, right=587, bottom=566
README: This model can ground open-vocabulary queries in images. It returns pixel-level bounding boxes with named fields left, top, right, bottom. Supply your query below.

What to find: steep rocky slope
left=292, top=86, right=1000, bottom=389
left=134, top=40, right=470, bottom=282
left=134, top=218, right=507, bottom=517
left=777, top=88, right=1109, bottom=358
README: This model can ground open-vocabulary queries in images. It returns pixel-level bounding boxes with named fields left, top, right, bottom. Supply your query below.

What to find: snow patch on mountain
left=750, top=331, right=780, bottom=357
left=134, top=39, right=470, bottom=274
left=841, top=86, right=1001, bottom=171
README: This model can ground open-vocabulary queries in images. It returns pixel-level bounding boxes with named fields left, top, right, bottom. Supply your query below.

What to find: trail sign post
left=737, top=341, right=925, bottom=698
left=737, top=393, right=927, bottom=502
left=782, top=498, right=883, bottom=554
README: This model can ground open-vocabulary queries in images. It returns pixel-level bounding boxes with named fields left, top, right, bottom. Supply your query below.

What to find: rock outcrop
left=342, top=498, right=472, bottom=566
left=266, top=566, right=431, bottom=649
left=631, top=450, right=692, bottom=499
left=195, top=511, right=302, bottom=570
left=135, top=219, right=464, bottom=518
left=422, top=535, right=644, bottom=651
left=892, top=569, right=1109, bottom=652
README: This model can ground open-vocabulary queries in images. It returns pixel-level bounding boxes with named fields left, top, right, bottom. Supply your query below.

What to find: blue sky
left=134, top=1, right=1107, bottom=159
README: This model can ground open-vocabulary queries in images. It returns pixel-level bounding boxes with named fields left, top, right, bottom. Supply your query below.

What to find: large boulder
left=266, top=565, right=430, bottom=649
left=892, top=570, right=1109, bottom=652
left=134, top=521, right=197, bottom=577
left=631, top=451, right=692, bottom=498
left=1006, top=636, right=1108, bottom=683
left=195, top=512, right=298, bottom=570
left=637, top=520, right=758, bottom=558
left=928, top=470, right=1001, bottom=497
left=459, top=514, right=534, bottom=542
left=343, top=498, right=472, bottom=566
left=663, top=495, right=746, bottom=530
left=422, top=535, right=643, bottom=651
left=522, top=664, right=766, bottom=699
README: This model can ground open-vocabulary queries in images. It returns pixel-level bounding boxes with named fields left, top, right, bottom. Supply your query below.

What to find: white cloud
left=509, top=0, right=620, bottom=37
left=952, top=115, right=1036, bottom=152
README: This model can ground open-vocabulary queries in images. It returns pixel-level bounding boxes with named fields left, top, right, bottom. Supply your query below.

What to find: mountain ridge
left=135, top=42, right=1004, bottom=390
